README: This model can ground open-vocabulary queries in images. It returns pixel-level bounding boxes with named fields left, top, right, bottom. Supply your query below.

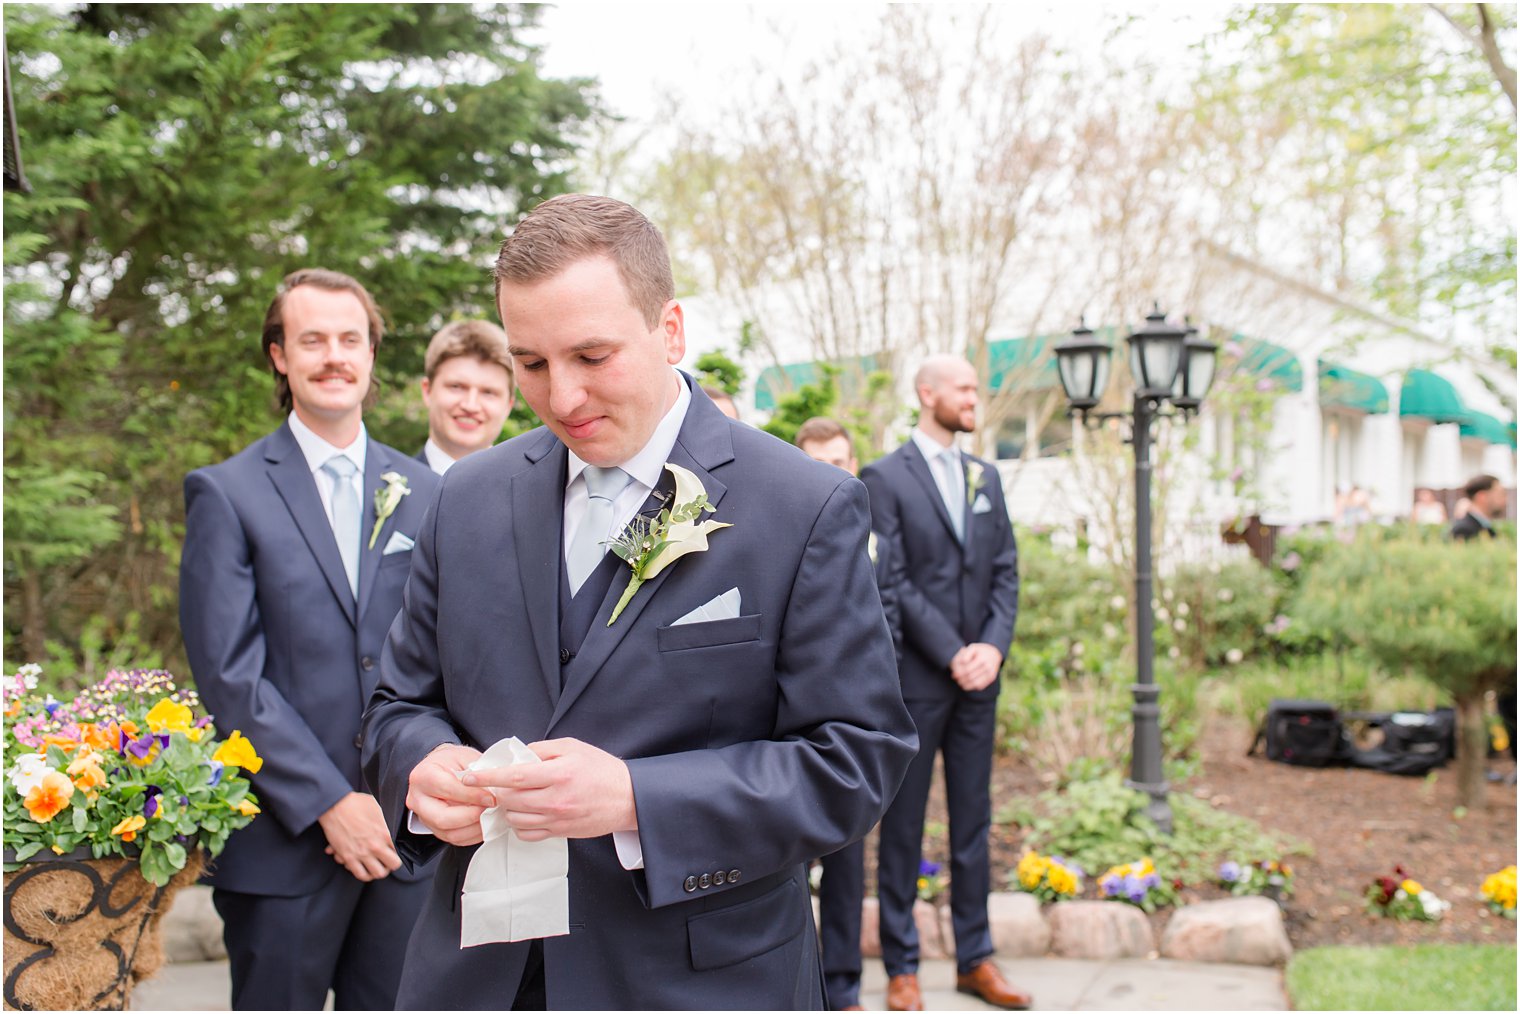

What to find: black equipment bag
left=1346, top=709, right=1455, bottom=777
left=1250, top=698, right=1350, bottom=767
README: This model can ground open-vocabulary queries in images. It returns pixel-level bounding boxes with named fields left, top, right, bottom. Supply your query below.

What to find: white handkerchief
left=671, top=587, right=742, bottom=626
left=972, top=493, right=993, bottom=515
left=382, top=530, right=415, bottom=555
left=459, top=737, right=570, bottom=947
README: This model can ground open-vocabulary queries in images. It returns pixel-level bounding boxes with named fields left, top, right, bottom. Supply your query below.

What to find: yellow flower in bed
left=145, top=697, right=194, bottom=735
left=231, top=798, right=260, bottom=817
left=1047, top=863, right=1079, bottom=896
left=1401, top=879, right=1423, bottom=896
left=212, top=730, right=263, bottom=774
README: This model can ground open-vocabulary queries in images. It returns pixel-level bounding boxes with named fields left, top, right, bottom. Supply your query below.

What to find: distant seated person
left=702, top=384, right=740, bottom=421
left=418, top=320, right=515, bottom=474
left=1449, top=474, right=1507, bottom=541
left=1411, top=488, right=1448, bottom=525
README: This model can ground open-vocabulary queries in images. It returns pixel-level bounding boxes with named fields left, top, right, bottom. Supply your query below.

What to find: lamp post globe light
left=1053, top=305, right=1218, bottom=835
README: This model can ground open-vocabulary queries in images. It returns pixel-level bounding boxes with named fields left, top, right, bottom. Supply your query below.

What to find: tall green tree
left=3, top=3, right=597, bottom=670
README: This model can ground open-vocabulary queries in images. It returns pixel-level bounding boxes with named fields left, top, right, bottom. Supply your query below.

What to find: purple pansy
left=205, top=760, right=225, bottom=787
left=1219, top=861, right=1243, bottom=883
left=144, top=785, right=162, bottom=819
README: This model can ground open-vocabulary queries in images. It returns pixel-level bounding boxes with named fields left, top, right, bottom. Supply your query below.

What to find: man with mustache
left=179, top=269, right=439, bottom=1009
left=418, top=319, right=516, bottom=474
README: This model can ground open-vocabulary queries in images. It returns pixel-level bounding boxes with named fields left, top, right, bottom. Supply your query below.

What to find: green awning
left=983, top=334, right=1064, bottom=394
left=1399, top=369, right=1467, bottom=424
left=753, top=354, right=878, bottom=411
left=1459, top=410, right=1516, bottom=446
left=1232, top=336, right=1304, bottom=392
left=1318, top=361, right=1389, bottom=414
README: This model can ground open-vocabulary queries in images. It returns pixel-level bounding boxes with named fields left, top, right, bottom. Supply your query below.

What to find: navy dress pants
left=818, top=838, right=865, bottom=1009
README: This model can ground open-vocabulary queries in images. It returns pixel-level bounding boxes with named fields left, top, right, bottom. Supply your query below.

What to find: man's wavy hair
left=493, top=194, right=675, bottom=327
left=261, top=268, right=385, bottom=413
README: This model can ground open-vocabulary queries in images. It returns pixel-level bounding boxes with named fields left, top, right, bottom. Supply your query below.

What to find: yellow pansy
left=231, top=798, right=260, bottom=817
left=111, top=814, right=146, bottom=842
left=1401, top=879, right=1423, bottom=896
left=212, top=731, right=263, bottom=774
left=66, top=751, right=108, bottom=800
left=145, top=697, right=194, bottom=735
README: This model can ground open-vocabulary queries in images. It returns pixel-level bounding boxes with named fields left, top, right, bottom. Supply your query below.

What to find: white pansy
left=16, top=663, right=41, bottom=690
left=9, top=753, right=54, bottom=796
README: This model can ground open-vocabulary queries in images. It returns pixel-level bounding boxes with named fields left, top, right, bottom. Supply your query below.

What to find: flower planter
left=3, top=848, right=203, bottom=1011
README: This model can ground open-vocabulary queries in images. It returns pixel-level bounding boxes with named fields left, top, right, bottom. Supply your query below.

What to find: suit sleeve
left=860, top=465, right=964, bottom=668
left=625, top=478, right=917, bottom=910
left=179, top=471, right=355, bottom=838
left=361, top=478, right=461, bottom=869
left=976, top=473, right=1020, bottom=656
left=874, top=524, right=905, bottom=658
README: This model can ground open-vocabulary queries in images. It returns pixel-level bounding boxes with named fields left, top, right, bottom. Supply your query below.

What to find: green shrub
left=1001, top=772, right=1306, bottom=889
left=1204, top=652, right=1442, bottom=731
left=1162, top=557, right=1283, bottom=668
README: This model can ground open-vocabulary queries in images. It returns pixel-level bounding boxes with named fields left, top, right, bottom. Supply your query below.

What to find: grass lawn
left=1286, top=944, right=1517, bottom=1010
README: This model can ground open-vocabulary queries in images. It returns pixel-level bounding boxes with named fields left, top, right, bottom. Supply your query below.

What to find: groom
left=362, top=194, right=916, bottom=1009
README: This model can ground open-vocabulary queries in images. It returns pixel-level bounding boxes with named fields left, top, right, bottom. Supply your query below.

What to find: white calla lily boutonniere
left=965, top=459, right=986, bottom=499
left=367, top=471, right=412, bottom=550
left=605, top=462, right=731, bottom=626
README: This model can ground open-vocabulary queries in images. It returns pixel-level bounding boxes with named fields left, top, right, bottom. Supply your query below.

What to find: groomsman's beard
left=933, top=401, right=976, bottom=435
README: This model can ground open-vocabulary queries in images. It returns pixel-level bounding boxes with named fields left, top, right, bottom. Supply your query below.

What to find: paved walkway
left=131, top=957, right=1287, bottom=1010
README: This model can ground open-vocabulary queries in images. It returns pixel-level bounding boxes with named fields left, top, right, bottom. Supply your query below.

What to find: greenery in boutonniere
left=604, top=463, right=730, bottom=625
left=368, top=471, right=411, bottom=549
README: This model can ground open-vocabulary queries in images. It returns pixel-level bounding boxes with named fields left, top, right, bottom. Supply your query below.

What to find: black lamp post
left=1053, top=305, right=1217, bottom=834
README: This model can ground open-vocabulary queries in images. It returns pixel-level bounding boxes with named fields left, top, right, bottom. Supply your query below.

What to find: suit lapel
left=961, top=457, right=978, bottom=556
left=514, top=432, right=568, bottom=707
left=902, top=440, right=962, bottom=547
left=547, top=381, right=734, bottom=732
left=356, top=440, right=390, bottom=621
left=264, top=423, right=357, bottom=628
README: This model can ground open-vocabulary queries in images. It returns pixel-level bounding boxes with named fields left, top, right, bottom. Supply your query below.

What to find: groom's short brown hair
left=493, top=194, right=675, bottom=328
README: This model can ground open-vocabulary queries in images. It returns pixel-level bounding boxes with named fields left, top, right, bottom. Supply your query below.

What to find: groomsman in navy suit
left=362, top=195, right=916, bottom=1010
left=416, top=319, right=516, bottom=474
left=795, top=416, right=903, bottom=1011
left=179, top=269, right=438, bottom=1009
left=860, top=356, right=1028, bottom=1011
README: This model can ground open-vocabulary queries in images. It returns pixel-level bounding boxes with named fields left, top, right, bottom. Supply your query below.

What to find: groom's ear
left=659, top=300, right=685, bottom=365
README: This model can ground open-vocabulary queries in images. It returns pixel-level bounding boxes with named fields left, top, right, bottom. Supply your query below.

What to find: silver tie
left=940, top=448, right=965, bottom=542
left=322, top=455, right=361, bottom=600
left=568, top=466, right=631, bottom=595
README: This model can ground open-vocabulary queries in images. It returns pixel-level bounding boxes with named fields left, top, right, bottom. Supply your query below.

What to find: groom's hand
left=406, top=743, right=499, bottom=847
left=463, top=738, right=637, bottom=842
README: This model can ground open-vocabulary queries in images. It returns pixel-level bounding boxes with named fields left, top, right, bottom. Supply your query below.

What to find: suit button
left=699, top=873, right=712, bottom=889
left=353, top=734, right=363, bottom=750
left=683, top=876, right=698, bottom=893
left=361, top=656, right=375, bottom=671
left=728, top=869, right=741, bottom=884
left=559, top=648, right=572, bottom=665
left=713, top=870, right=726, bottom=885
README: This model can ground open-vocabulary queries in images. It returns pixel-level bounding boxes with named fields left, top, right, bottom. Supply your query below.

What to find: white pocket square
left=382, top=531, right=415, bottom=555
left=972, top=493, right=993, bottom=515
left=672, top=587, right=741, bottom=626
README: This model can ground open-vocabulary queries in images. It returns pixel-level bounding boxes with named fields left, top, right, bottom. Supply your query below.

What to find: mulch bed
left=865, top=717, right=1517, bottom=951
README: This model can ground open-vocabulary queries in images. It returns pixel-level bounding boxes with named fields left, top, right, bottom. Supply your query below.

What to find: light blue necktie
left=938, top=448, right=965, bottom=542
left=322, top=455, right=361, bottom=599
left=568, top=466, right=632, bottom=595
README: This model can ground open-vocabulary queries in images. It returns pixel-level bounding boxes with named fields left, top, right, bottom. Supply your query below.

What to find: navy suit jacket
left=860, top=440, right=1019, bottom=701
left=179, top=422, right=439, bottom=896
left=362, top=383, right=917, bottom=1009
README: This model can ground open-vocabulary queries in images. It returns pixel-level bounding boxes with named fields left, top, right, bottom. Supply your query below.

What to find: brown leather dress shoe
left=886, top=973, right=924, bottom=1011
left=955, top=959, right=1032, bottom=1010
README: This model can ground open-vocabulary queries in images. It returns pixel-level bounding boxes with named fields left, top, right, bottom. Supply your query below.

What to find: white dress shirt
left=910, top=427, right=963, bottom=527
left=287, top=412, right=367, bottom=531
left=423, top=438, right=455, bottom=476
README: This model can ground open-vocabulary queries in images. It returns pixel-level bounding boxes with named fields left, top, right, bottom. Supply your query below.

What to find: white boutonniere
left=367, top=471, right=411, bottom=550
left=965, top=460, right=986, bottom=498
left=868, top=530, right=879, bottom=564
left=605, top=463, right=731, bottom=626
